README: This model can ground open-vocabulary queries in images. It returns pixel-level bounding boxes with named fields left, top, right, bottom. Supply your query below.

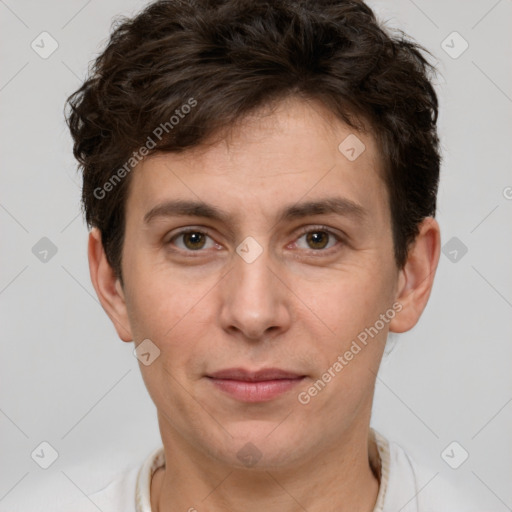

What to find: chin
left=208, top=423, right=309, bottom=469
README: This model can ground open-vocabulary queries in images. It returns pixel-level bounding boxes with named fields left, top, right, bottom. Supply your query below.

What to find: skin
left=88, top=96, right=441, bottom=512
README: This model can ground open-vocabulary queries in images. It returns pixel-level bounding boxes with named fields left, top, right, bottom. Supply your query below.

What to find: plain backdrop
left=1, top=0, right=511, bottom=510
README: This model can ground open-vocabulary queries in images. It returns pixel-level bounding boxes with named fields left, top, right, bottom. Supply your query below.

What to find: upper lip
left=207, top=368, right=304, bottom=382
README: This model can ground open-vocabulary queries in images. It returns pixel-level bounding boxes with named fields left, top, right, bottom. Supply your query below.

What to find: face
left=101, top=96, right=413, bottom=469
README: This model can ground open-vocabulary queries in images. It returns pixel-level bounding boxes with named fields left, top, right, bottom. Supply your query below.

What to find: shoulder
left=52, top=445, right=164, bottom=512
left=373, top=429, right=477, bottom=512
left=87, top=464, right=140, bottom=512
left=85, top=445, right=164, bottom=512
left=52, top=464, right=140, bottom=512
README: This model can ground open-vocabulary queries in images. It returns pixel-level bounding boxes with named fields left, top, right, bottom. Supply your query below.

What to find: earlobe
left=389, top=217, right=441, bottom=334
left=88, top=227, right=133, bottom=342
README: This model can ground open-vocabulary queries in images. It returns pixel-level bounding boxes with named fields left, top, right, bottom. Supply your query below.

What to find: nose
left=218, top=244, right=292, bottom=342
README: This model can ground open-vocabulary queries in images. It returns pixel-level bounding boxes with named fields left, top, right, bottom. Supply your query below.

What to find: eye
left=294, top=227, right=341, bottom=252
left=168, top=229, right=218, bottom=251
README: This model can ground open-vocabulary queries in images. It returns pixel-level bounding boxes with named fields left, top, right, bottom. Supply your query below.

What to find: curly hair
left=65, top=0, right=441, bottom=284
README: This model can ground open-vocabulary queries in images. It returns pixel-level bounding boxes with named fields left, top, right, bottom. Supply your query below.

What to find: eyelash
left=166, top=225, right=344, bottom=256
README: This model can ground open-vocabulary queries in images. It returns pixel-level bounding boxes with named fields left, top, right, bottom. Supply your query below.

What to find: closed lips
left=207, top=368, right=305, bottom=381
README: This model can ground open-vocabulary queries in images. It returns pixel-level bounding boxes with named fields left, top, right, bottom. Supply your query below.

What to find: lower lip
left=208, top=377, right=305, bottom=402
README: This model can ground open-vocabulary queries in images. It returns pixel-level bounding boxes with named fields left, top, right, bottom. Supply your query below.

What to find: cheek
left=298, top=266, right=393, bottom=341
left=130, top=292, right=206, bottom=407
left=125, top=265, right=218, bottom=377
left=298, top=275, right=392, bottom=412
left=123, top=245, right=206, bottom=339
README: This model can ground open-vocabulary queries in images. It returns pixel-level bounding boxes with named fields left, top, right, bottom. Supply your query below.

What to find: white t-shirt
left=63, top=429, right=476, bottom=511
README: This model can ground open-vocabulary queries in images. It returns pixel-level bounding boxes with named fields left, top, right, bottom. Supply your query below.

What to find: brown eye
left=169, top=230, right=216, bottom=251
left=306, top=231, right=329, bottom=249
left=295, top=228, right=340, bottom=252
left=182, top=232, right=206, bottom=250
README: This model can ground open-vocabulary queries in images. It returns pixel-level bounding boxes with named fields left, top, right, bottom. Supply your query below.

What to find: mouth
left=206, top=368, right=306, bottom=403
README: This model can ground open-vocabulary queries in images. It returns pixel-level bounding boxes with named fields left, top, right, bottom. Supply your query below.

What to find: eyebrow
left=143, top=197, right=368, bottom=226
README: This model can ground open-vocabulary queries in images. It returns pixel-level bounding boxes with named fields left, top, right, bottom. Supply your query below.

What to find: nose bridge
left=235, top=246, right=273, bottom=299
left=219, top=240, right=289, bottom=340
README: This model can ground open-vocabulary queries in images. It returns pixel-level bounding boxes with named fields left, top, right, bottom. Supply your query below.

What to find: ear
left=88, top=227, right=133, bottom=342
left=389, top=217, right=441, bottom=333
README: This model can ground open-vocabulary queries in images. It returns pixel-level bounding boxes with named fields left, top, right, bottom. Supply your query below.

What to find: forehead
left=125, top=96, right=388, bottom=225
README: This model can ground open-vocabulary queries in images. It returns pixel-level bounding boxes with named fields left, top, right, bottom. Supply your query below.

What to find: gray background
left=1, top=0, right=511, bottom=510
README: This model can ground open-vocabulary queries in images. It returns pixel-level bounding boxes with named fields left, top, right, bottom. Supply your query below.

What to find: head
left=66, top=0, right=441, bottom=469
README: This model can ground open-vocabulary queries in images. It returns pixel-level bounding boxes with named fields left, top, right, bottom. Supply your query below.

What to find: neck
left=151, top=420, right=380, bottom=512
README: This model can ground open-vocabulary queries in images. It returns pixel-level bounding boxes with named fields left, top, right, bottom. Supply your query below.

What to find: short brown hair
left=65, top=0, right=441, bottom=284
